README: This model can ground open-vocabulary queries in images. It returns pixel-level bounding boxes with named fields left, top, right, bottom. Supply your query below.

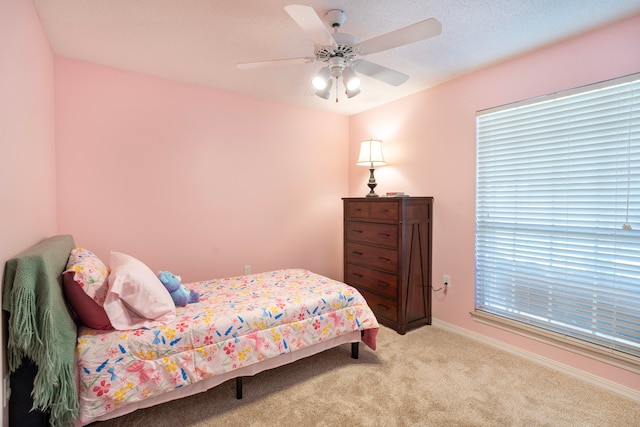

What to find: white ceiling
left=34, top=0, right=640, bottom=116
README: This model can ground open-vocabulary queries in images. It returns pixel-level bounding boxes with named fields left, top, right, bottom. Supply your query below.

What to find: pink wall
left=349, top=13, right=640, bottom=390
left=0, top=0, right=58, bottom=423
left=55, top=58, right=349, bottom=283
left=0, top=0, right=57, bottom=254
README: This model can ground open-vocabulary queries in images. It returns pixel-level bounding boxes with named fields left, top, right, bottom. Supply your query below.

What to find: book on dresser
left=342, top=197, right=433, bottom=334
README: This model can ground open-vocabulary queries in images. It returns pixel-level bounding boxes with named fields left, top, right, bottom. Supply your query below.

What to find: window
left=475, top=74, right=640, bottom=361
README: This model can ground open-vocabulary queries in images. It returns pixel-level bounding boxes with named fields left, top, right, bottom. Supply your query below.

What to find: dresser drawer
left=345, top=242, right=398, bottom=274
left=369, top=202, right=398, bottom=221
left=344, top=200, right=399, bottom=222
left=345, top=263, right=397, bottom=298
left=345, top=201, right=370, bottom=219
left=357, top=288, right=398, bottom=323
left=345, top=221, right=398, bottom=248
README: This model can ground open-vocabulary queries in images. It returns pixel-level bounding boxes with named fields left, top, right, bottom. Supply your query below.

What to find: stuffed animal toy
left=157, top=271, right=200, bottom=307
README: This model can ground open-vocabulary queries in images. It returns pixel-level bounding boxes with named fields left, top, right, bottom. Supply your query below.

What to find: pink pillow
left=103, top=251, right=176, bottom=330
left=63, top=248, right=112, bottom=330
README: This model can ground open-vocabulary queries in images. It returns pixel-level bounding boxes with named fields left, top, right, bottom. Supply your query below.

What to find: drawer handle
left=377, top=281, right=389, bottom=287
left=376, top=304, right=390, bottom=311
left=352, top=230, right=364, bottom=234
left=352, top=273, right=363, bottom=278
left=352, top=251, right=363, bottom=256
left=378, top=233, right=390, bottom=238
left=378, top=257, right=391, bottom=262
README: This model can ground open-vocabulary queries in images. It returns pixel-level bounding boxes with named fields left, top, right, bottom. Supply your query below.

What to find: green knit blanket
left=2, top=235, right=78, bottom=426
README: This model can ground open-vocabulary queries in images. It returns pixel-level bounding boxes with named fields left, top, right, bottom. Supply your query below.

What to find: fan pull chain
left=335, top=77, right=339, bottom=103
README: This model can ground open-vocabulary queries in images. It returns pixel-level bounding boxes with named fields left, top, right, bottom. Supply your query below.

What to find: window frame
left=473, top=73, right=640, bottom=371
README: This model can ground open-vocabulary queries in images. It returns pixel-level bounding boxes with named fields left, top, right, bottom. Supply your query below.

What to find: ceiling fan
left=236, top=4, right=441, bottom=101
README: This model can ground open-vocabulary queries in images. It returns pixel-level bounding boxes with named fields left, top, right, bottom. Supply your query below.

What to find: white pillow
left=104, top=251, right=176, bottom=330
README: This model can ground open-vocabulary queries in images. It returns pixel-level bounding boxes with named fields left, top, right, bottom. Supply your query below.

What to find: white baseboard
left=432, top=318, right=640, bottom=403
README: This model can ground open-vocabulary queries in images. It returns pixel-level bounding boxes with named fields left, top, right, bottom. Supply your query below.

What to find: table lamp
left=357, top=139, right=386, bottom=197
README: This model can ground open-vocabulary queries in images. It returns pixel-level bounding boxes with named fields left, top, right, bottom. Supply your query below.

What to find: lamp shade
left=342, top=66, right=361, bottom=91
left=345, top=85, right=361, bottom=98
left=357, top=139, right=385, bottom=166
left=315, top=78, right=333, bottom=99
left=312, top=67, right=331, bottom=90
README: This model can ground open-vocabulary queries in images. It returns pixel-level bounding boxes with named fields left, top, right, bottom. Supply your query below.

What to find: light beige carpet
left=93, top=325, right=640, bottom=426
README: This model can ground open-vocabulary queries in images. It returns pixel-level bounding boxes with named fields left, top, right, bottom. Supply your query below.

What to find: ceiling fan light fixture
left=345, top=85, right=361, bottom=98
left=315, top=78, right=333, bottom=99
left=312, top=67, right=331, bottom=90
left=342, top=66, right=361, bottom=91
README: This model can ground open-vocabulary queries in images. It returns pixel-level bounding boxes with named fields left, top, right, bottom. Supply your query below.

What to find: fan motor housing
left=316, top=32, right=358, bottom=62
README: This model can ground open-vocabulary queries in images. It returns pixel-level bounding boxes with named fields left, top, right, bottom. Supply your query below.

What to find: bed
left=3, top=235, right=379, bottom=426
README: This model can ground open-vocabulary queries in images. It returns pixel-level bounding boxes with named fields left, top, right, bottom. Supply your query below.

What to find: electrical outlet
left=443, top=274, right=451, bottom=288
left=244, top=265, right=251, bottom=275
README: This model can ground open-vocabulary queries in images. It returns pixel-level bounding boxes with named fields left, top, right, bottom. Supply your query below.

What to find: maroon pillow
left=63, top=271, right=113, bottom=330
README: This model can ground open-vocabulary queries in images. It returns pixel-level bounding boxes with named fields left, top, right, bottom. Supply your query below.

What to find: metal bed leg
left=351, top=342, right=359, bottom=359
left=235, top=377, right=243, bottom=399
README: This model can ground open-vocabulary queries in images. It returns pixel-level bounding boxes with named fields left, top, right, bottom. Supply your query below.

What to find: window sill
left=470, top=310, right=640, bottom=374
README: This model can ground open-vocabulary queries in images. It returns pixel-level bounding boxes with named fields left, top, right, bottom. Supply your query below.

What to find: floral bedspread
left=76, top=269, right=379, bottom=424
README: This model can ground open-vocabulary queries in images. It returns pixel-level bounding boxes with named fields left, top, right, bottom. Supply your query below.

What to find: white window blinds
left=475, top=73, right=640, bottom=357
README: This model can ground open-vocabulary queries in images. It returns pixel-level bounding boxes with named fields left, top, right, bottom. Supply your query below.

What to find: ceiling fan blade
left=236, top=57, right=315, bottom=70
left=284, top=4, right=337, bottom=48
left=352, top=60, right=409, bottom=86
left=356, top=18, right=441, bottom=55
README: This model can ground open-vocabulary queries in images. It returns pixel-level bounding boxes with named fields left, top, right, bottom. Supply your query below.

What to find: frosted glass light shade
left=342, top=66, right=361, bottom=91
left=312, top=67, right=331, bottom=90
left=315, top=79, right=333, bottom=99
left=357, top=139, right=385, bottom=166
left=345, top=86, right=361, bottom=98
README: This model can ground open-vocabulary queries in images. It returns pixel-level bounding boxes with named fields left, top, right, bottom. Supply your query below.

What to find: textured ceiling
left=34, top=0, right=640, bottom=116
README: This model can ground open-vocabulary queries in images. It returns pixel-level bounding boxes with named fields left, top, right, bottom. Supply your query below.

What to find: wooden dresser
left=343, top=197, right=433, bottom=334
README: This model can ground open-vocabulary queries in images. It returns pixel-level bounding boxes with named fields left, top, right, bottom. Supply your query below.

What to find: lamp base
left=365, top=167, right=379, bottom=197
